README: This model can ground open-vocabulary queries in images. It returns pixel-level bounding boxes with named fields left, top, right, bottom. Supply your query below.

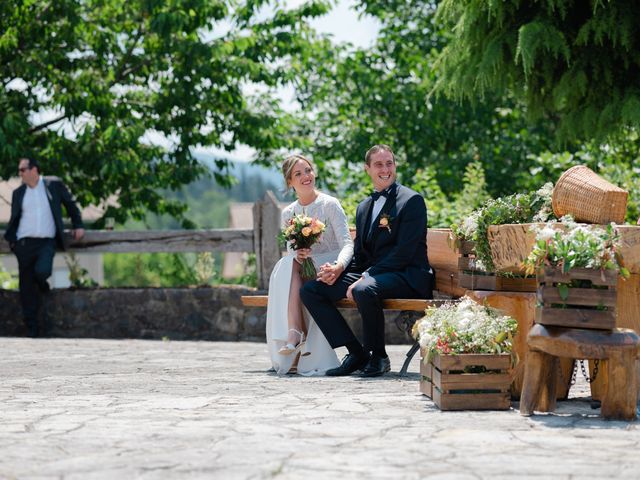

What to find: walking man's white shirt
left=16, top=177, right=56, bottom=240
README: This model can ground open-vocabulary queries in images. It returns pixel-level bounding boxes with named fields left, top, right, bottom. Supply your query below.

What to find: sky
left=304, top=0, right=379, bottom=48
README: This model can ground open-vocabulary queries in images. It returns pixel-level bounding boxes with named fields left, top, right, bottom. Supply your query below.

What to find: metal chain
left=579, top=359, right=600, bottom=384
left=557, top=359, right=577, bottom=387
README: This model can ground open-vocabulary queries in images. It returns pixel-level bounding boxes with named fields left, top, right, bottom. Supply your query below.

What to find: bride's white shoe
left=278, top=328, right=311, bottom=357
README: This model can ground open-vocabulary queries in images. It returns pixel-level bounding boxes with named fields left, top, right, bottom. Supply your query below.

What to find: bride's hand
left=317, top=263, right=344, bottom=285
left=295, top=248, right=311, bottom=264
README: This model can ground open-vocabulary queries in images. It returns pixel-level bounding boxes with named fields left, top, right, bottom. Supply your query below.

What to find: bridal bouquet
left=279, top=213, right=326, bottom=279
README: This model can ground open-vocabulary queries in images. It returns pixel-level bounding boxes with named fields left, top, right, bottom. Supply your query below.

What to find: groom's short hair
left=365, top=144, right=395, bottom=165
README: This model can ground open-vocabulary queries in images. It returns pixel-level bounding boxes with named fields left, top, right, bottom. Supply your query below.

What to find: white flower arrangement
left=412, top=297, right=518, bottom=363
left=523, top=217, right=629, bottom=277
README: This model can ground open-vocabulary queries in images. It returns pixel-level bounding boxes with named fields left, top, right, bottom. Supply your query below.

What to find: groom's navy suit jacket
left=351, top=183, right=434, bottom=298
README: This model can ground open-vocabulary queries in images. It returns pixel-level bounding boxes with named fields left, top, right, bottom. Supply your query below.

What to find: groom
left=300, top=144, right=434, bottom=377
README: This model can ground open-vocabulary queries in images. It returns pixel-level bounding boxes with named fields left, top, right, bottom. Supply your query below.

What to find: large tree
left=0, top=0, right=327, bottom=225
left=288, top=0, right=559, bottom=201
left=434, top=0, right=640, bottom=142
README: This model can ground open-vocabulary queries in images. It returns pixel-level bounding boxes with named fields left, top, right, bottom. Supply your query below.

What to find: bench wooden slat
left=241, top=295, right=440, bottom=312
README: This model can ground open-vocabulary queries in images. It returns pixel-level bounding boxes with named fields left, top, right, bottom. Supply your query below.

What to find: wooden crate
left=455, top=239, right=537, bottom=292
left=430, top=353, right=512, bottom=411
left=428, top=230, right=467, bottom=298
left=536, top=267, right=618, bottom=331
left=458, top=271, right=537, bottom=292
left=419, top=348, right=433, bottom=398
left=454, top=240, right=476, bottom=257
left=486, top=224, right=640, bottom=274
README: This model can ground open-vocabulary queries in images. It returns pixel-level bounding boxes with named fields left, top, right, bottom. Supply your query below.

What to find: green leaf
left=557, top=283, right=570, bottom=301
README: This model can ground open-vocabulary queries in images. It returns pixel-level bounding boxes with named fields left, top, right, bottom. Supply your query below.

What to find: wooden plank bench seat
left=240, top=295, right=435, bottom=311
left=241, top=294, right=451, bottom=376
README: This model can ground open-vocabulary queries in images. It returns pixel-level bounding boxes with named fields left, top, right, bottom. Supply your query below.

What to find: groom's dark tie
left=370, top=189, right=389, bottom=201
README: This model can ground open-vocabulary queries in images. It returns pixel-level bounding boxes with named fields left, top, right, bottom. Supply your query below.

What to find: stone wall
left=0, top=287, right=418, bottom=344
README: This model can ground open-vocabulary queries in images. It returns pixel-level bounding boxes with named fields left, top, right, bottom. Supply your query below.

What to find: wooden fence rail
left=0, top=192, right=283, bottom=289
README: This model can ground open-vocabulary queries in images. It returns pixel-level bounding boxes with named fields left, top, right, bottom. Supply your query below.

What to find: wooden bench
left=240, top=294, right=448, bottom=376
left=241, top=228, right=463, bottom=375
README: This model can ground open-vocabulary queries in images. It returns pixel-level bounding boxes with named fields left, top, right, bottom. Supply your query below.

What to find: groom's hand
left=346, top=277, right=363, bottom=300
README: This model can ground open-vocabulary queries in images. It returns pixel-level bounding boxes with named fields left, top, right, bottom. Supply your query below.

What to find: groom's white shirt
left=369, top=195, right=386, bottom=230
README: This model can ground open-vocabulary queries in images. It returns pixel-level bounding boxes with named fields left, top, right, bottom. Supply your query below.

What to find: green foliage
left=224, top=253, right=257, bottom=288
left=193, top=252, right=216, bottom=286
left=64, top=253, right=98, bottom=288
left=287, top=0, right=558, bottom=200
left=338, top=160, right=490, bottom=229
left=452, top=184, right=556, bottom=271
left=0, top=259, right=18, bottom=290
left=434, top=0, right=640, bottom=141
left=0, top=0, right=327, bottom=225
left=525, top=130, right=640, bottom=224
left=103, top=250, right=258, bottom=287
left=104, top=252, right=204, bottom=287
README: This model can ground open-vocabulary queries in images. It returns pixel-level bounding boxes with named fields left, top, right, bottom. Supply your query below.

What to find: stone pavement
left=1, top=338, right=638, bottom=480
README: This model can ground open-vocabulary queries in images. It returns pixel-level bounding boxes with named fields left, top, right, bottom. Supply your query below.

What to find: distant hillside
left=126, top=155, right=291, bottom=230
left=193, top=152, right=285, bottom=199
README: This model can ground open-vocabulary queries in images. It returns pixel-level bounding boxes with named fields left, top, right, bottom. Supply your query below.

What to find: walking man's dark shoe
left=362, top=354, right=391, bottom=377
left=325, top=353, right=369, bottom=376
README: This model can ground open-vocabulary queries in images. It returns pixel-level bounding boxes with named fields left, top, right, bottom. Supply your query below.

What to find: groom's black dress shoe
left=325, top=353, right=369, bottom=376
left=361, top=354, right=391, bottom=377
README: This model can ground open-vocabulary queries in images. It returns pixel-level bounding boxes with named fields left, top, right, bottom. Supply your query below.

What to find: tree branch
left=28, top=113, right=68, bottom=134
left=114, top=29, right=145, bottom=83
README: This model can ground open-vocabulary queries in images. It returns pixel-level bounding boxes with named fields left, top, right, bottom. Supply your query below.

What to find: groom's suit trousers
left=300, top=268, right=420, bottom=353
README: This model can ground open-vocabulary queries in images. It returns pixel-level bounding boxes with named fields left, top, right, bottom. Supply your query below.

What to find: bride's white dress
left=266, top=192, right=354, bottom=375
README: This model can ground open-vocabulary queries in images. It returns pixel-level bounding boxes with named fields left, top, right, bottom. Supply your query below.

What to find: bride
left=266, top=154, right=354, bottom=375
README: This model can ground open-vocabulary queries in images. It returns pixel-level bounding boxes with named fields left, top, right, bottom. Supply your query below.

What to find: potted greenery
left=450, top=183, right=556, bottom=291
left=412, top=297, right=518, bottom=410
left=523, top=218, right=629, bottom=330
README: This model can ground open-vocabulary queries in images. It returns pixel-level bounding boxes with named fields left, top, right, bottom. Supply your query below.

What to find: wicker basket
left=552, top=165, right=628, bottom=224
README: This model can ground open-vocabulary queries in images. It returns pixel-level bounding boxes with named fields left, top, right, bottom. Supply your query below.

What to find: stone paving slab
left=0, top=338, right=638, bottom=479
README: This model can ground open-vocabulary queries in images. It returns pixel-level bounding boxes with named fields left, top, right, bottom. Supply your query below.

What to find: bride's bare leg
left=286, top=260, right=307, bottom=345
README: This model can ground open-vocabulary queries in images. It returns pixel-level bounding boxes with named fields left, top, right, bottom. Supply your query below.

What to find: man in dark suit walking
left=4, top=157, right=85, bottom=337
left=300, top=144, right=434, bottom=377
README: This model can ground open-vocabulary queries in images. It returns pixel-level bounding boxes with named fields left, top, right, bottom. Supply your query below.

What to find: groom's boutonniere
left=379, top=213, right=393, bottom=233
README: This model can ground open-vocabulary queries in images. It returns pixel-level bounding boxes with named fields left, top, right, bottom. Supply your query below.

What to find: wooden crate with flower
left=412, top=298, right=517, bottom=410
left=450, top=184, right=554, bottom=292
left=524, top=221, right=629, bottom=331
left=419, top=348, right=433, bottom=398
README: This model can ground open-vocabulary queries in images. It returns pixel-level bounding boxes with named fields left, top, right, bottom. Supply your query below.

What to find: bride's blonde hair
left=281, top=154, right=316, bottom=191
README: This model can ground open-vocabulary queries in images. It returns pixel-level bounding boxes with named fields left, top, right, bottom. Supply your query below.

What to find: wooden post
left=520, top=350, right=557, bottom=415
left=601, top=349, right=638, bottom=420
left=253, top=191, right=282, bottom=290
